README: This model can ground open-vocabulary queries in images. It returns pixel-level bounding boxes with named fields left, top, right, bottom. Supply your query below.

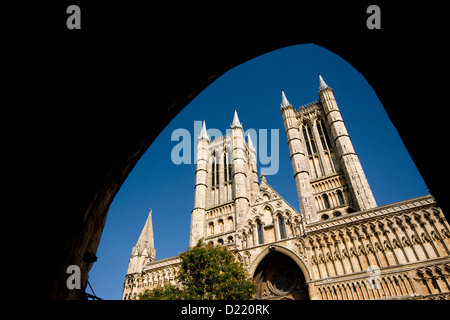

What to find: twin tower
left=190, top=74, right=377, bottom=247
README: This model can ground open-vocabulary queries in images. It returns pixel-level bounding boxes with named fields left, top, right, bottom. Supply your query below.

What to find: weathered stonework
left=122, top=75, right=450, bottom=300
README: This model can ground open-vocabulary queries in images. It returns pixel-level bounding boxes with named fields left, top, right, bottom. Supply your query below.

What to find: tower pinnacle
left=280, top=90, right=292, bottom=109
left=198, top=120, right=209, bottom=140
left=231, top=109, right=242, bottom=129
left=318, top=73, right=330, bottom=91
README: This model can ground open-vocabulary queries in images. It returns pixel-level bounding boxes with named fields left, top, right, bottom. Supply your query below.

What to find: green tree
left=139, top=240, right=256, bottom=300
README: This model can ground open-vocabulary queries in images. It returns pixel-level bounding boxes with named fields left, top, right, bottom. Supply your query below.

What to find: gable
left=238, top=180, right=302, bottom=230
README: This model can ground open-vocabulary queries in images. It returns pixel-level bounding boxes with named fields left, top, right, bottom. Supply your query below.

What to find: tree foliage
left=139, top=240, right=256, bottom=300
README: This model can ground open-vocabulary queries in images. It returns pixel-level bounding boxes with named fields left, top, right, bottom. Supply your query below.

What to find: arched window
left=218, top=219, right=224, bottom=233
left=224, top=153, right=228, bottom=182
left=316, top=119, right=327, bottom=150
left=323, top=194, right=330, bottom=209
left=216, top=157, right=219, bottom=185
left=227, top=151, right=232, bottom=181
left=228, top=217, right=233, bottom=230
left=257, top=220, right=263, bottom=245
left=302, top=124, right=317, bottom=155
left=318, top=119, right=332, bottom=149
left=337, top=190, right=345, bottom=205
left=426, top=270, right=440, bottom=291
left=320, top=135, right=327, bottom=150
left=278, top=216, right=285, bottom=239
left=333, top=211, right=342, bottom=217
left=209, top=222, right=214, bottom=235
left=321, top=214, right=329, bottom=220
left=307, top=125, right=317, bottom=153
left=211, top=156, right=216, bottom=186
left=302, top=127, right=312, bottom=155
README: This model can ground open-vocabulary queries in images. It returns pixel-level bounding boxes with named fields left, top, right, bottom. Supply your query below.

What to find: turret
left=247, top=133, right=259, bottom=202
left=230, top=110, right=250, bottom=226
left=189, top=120, right=210, bottom=247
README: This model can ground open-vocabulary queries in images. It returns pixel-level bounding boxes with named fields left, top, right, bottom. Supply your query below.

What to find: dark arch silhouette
left=29, top=3, right=447, bottom=299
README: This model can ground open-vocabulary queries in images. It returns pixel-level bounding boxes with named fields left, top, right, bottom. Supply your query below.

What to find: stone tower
left=281, top=74, right=376, bottom=223
left=189, top=110, right=259, bottom=247
left=126, top=209, right=156, bottom=274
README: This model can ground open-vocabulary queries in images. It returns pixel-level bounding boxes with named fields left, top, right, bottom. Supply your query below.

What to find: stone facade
left=122, top=75, right=450, bottom=300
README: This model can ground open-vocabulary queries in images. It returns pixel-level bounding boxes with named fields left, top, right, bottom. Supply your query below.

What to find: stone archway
left=253, top=250, right=309, bottom=300
left=36, top=4, right=447, bottom=299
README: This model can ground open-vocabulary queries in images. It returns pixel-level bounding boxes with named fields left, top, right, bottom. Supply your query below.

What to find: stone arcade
left=123, top=75, right=450, bottom=300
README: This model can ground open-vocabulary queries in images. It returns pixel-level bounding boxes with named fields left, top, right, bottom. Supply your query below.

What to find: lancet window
left=317, top=119, right=332, bottom=150
left=302, top=124, right=317, bottom=156
left=211, top=153, right=216, bottom=187
left=278, top=216, right=286, bottom=239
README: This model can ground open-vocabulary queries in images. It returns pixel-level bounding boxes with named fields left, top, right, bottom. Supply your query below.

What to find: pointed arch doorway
left=253, top=250, right=309, bottom=300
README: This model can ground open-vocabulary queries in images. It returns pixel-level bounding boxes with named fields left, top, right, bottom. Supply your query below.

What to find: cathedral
left=122, top=74, right=450, bottom=300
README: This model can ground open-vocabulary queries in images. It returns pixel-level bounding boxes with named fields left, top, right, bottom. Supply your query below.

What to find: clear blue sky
left=88, top=44, right=428, bottom=300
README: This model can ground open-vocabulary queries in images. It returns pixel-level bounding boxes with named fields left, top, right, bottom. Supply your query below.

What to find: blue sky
left=88, top=43, right=428, bottom=300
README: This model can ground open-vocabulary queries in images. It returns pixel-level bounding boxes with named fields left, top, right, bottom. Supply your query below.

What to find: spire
left=230, top=109, right=242, bottom=129
left=135, top=209, right=155, bottom=259
left=247, top=133, right=256, bottom=153
left=280, top=89, right=292, bottom=109
left=318, top=73, right=330, bottom=91
left=198, top=120, right=209, bottom=140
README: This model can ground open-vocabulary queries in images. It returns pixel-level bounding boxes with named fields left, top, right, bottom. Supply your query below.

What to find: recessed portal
left=253, top=251, right=309, bottom=300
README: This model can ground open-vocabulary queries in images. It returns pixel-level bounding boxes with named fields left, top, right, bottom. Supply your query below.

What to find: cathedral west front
left=122, top=74, right=450, bottom=300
